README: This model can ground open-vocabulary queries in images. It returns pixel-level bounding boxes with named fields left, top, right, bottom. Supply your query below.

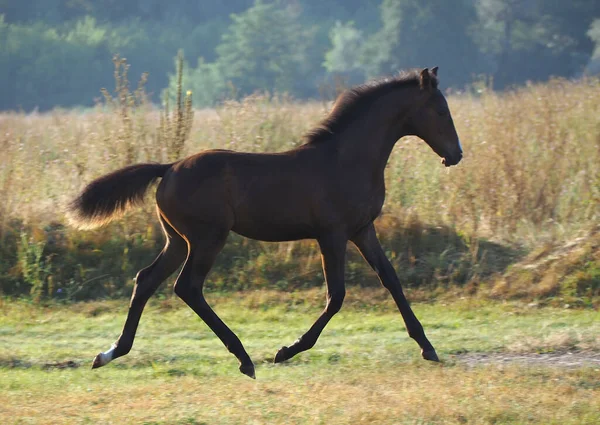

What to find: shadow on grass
left=1, top=214, right=524, bottom=301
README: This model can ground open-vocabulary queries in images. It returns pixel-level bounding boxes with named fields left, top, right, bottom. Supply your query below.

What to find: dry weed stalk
left=100, top=55, right=149, bottom=165
left=158, top=52, right=194, bottom=162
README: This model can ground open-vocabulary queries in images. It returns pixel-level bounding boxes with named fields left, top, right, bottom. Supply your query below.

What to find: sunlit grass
left=1, top=292, right=599, bottom=424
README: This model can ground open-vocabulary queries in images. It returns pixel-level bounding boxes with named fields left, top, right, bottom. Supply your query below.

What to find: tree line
left=1, top=0, right=600, bottom=111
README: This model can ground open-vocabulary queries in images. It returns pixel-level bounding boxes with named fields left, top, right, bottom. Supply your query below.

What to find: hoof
left=91, top=353, right=105, bottom=369
left=239, top=362, right=256, bottom=379
left=274, top=346, right=290, bottom=364
left=91, top=343, right=116, bottom=369
left=422, top=349, right=440, bottom=362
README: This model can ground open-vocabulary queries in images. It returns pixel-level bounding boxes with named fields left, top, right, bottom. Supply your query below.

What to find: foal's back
left=156, top=146, right=338, bottom=242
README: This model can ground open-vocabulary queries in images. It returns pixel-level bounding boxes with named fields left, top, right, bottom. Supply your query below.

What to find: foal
left=69, top=67, right=462, bottom=378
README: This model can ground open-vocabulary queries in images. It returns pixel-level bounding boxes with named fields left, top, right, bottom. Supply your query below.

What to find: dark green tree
left=164, top=55, right=227, bottom=108
left=588, top=19, right=600, bottom=74
left=472, top=0, right=600, bottom=86
left=323, top=21, right=364, bottom=75
left=2, top=0, right=600, bottom=110
left=325, top=0, right=484, bottom=88
left=215, top=0, right=316, bottom=97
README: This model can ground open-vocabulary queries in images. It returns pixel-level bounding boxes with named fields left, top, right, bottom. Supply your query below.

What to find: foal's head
left=404, top=67, right=462, bottom=167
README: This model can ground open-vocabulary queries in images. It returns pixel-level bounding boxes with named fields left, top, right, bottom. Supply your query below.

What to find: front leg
left=351, top=223, right=439, bottom=362
left=274, top=233, right=347, bottom=363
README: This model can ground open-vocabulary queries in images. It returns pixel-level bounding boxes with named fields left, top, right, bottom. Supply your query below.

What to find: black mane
left=305, top=70, right=438, bottom=144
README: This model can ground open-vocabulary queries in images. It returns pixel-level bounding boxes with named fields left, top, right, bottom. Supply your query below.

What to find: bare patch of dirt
left=42, top=360, right=80, bottom=370
left=0, top=357, right=81, bottom=370
left=452, top=351, right=600, bottom=368
left=0, top=358, right=33, bottom=369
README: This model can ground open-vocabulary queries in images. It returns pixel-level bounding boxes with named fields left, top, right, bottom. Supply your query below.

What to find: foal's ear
left=419, top=68, right=432, bottom=90
left=431, top=66, right=439, bottom=77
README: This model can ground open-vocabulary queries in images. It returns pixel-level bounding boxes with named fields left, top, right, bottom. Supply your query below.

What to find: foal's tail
left=67, top=163, right=173, bottom=229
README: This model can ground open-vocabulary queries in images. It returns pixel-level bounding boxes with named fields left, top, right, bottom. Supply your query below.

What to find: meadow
left=0, top=74, right=599, bottom=423
left=1, top=291, right=599, bottom=424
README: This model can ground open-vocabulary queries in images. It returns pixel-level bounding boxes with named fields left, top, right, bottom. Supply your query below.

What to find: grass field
left=1, top=72, right=599, bottom=423
left=1, top=290, right=599, bottom=424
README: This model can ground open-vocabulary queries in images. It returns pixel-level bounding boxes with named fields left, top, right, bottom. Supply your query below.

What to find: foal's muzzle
left=442, top=139, right=463, bottom=167
left=442, top=152, right=462, bottom=167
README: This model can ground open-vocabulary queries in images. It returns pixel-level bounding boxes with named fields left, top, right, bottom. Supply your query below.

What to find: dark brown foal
left=69, top=68, right=462, bottom=378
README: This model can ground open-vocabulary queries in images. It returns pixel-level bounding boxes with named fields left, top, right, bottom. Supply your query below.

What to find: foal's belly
left=232, top=225, right=315, bottom=242
left=231, top=207, right=319, bottom=242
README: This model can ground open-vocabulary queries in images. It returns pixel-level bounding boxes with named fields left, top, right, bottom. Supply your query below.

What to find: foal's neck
left=335, top=86, right=418, bottom=179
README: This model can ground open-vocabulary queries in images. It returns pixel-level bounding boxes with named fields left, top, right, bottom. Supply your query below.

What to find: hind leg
left=173, top=226, right=255, bottom=378
left=92, top=213, right=187, bottom=368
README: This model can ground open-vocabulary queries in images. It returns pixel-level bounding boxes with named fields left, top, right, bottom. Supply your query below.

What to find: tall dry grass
left=385, top=79, right=600, bottom=243
left=0, top=78, right=598, bottom=300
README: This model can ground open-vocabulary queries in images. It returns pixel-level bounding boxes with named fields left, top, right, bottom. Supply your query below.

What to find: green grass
left=1, top=290, right=599, bottom=424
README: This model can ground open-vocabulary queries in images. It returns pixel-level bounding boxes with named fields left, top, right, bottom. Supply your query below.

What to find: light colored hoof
left=91, top=344, right=116, bottom=369
left=91, top=353, right=106, bottom=369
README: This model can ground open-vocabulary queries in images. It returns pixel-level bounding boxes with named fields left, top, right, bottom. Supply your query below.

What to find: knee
left=379, top=267, right=402, bottom=291
left=173, top=282, right=188, bottom=299
left=130, top=268, right=155, bottom=303
left=173, top=281, right=205, bottom=305
left=134, top=263, right=155, bottom=284
left=326, top=289, right=345, bottom=315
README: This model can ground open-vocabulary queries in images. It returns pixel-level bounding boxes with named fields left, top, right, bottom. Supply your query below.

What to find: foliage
left=0, top=15, right=220, bottom=110
left=0, top=15, right=113, bottom=110
left=215, top=0, right=316, bottom=102
left=167, top=0, right=319, bottom=106
left=323, top=21, right=364, bottom=76
left=588, top=19, right=600, bottom=74
left=164, top=56, right=227, bottom=108
left=324, top=0, right=486, bottom=86
left=2, top=1, right=600, bottom=110
left=16, top=231, right=53, bottom=303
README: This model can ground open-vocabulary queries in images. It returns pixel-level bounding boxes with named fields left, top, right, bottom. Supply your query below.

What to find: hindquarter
left=155, top=152, right=237, bottom=237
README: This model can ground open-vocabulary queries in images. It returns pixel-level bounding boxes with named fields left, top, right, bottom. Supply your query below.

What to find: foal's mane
left=305, top=69, right=438, bottom=144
